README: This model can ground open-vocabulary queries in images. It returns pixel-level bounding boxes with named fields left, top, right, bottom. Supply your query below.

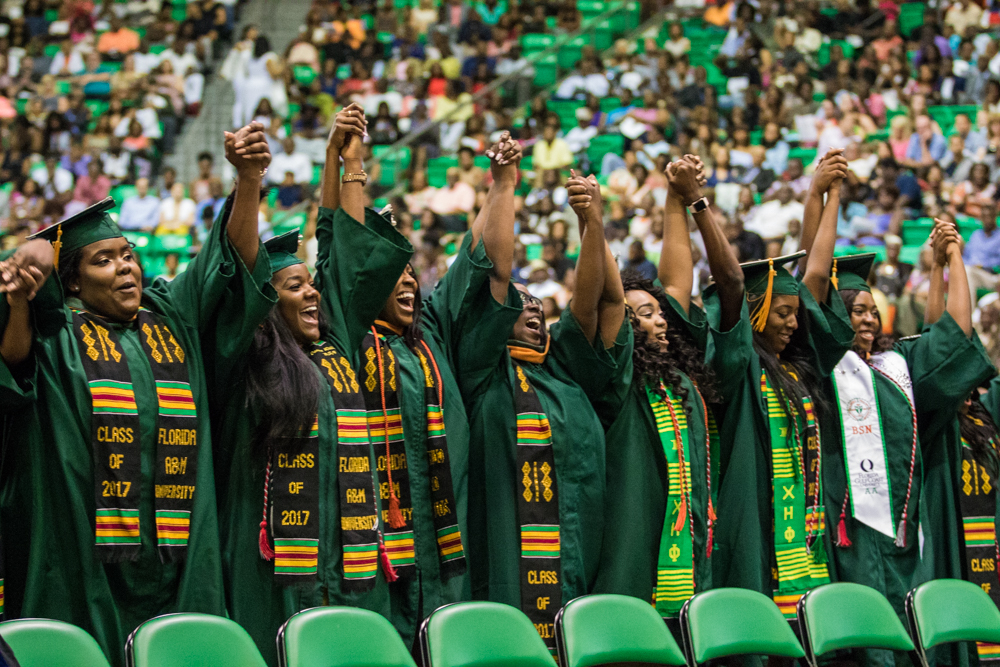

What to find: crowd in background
left=7, top=0, right=1000, bottom=356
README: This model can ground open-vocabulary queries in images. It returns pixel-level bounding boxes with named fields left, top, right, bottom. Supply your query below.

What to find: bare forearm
left=797, top=188, right=825, bottom=271
left=946, top=250, right=973, bottom=335
left=341, top=157, right=365, bottom=224
left=227, top=172, right=263, bottom=272
left=925, top=263, right=945, bottom=325
left=803, top=189, right=840, bottom=303
left=659, top=194, right=693, bottom=312
left=597, top=241, right=625, bottom=348
left=481, top=178, right=517, bottom=299
left=0, top=300, right=31, bottom=366
left=320, top=148, right=341, bottom=211
left=571, top=211, right=606, bottom=343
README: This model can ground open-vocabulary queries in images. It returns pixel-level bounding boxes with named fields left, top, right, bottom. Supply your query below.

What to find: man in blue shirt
left=116, top=177, right=161, bottom=231
left=903, top=114, right=948, bottom=168
left=963, top=201, right=1000, bottom=306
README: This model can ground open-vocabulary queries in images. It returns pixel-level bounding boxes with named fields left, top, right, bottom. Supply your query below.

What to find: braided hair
left=622, top=274, right=719, bottom=407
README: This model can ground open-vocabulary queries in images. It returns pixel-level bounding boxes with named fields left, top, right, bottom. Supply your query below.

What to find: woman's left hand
left=225, top=121, right=271, bottom=176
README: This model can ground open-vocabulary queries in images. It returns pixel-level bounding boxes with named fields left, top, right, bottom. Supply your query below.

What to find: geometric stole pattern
left=960, top=439, right=1000, bottom=662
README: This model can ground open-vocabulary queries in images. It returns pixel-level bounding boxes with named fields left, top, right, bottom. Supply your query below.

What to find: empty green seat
left=798, top=583, right=914, bottom=667
left=420, top=602, right=553, bottom=667
left=534, top=55, right=558, bottom=87
left=555, top=594, right=686, bottom=667
left=788, top=147, right=818, bottom=164
left=680, top=589, right=805, bottom=665
left=279, top=607, right=417, bottom=667
left=557, top=35, right=588, bottom=70
left=521, top=33, right=555, bottom=54
left=126, top=613, right=266, bottom=667
left=0, top=619, right=111, bottom=667
left=906, top=579, right=1000, bottom=667
left=898, top=2, right=925, bottom=37
left=149, top=234, right=191, bottom=254
left=428, top=156, right=459, bottom=187
left=586, top=133, right=624, bottom=165
left=901, top=218, right=934, bottom=246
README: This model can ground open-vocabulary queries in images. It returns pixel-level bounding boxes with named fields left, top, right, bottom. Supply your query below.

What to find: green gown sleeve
left=800, top=284, right=854, bottom=376
left=662, top=293, right=709, bottom=352
left=704, top=294, right=754, bottom=404
left=980, top=375, right=1000, bottom=424
left=548, top=307, right=632, bottom=401
left=898, top=311, right=996, bottom=444
left=314, top=207, right=414, bottom=355
left=421, top=233, right=497, bottom=359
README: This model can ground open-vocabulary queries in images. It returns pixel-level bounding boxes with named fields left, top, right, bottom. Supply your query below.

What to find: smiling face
left=848, top=290, right=879, bottom=354
left=273, top=264, right=320, bottom=345
left=759, top=294, right=799, bottom=354
left=70, top=238, right=143, bottom=322
left=379, top=265, right=418, bottom=329
left=512, top=284, right=547, bottom=347
left=627, top=289, right=667, bottom=352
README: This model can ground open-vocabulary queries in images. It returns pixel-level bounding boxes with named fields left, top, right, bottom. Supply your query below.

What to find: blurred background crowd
left=5, top=0, right=1000, bottom=360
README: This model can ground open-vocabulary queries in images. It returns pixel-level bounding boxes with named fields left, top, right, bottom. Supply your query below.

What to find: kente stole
left=960, top=432, right=1000, bottom=663
left=761, top=368, right=829, bottom=619
left=511, top=359, right=561, bottom=655
left=360, top=324, right=465, bottom=578
left=72, top=308, right=198, bottom=563
left=259, top=341, right=381, bottom=588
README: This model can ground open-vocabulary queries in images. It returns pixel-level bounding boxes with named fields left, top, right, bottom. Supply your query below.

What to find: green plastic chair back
left=126, top=613, right=267, bottom=667
left=278, top=607, right=417, bottom=667
left=555, top=594, right=686, bottom=667
left=680, top=589, right=805, bottom=665
left=798, top=583, right=914, bottom=666
left=906, top=579, right=1000, bottom=667
left=0, top=619, right=111, bottom=667
left=420, top=602, right=553, bottom=667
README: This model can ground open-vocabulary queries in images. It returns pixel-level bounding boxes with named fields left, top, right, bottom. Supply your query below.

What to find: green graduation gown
left=356, top=232, right=490, bottom=647
left=0, top=212, right=274, bottom=667
left=707, top=284, right=854, bottom=603
left=823, top=312, right=994, bottom=627
left=213, top=208, right=413, bottom=666
left=593, top=296, right=717, bottom=611
left=455, top=246, right=632, bottom=633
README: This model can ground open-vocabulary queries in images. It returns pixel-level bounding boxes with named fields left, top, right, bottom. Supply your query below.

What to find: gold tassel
left=749, top=259, right=776, bottom=332
left=52, top=225, right=63, bottom=270
left=831, top=258, right=839, bottom=290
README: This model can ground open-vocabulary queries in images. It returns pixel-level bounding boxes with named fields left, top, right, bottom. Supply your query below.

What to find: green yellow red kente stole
left=647, top=381, right=695, bottom=618
left=960, top=433, right=1000, bottom=662
left=360, top=324, right=466, bottom=579
left=761, top=369, right=828, bottom=620
left=511, top=360, right=561, bottom=655
left=71, top=308, right=198, bottom=563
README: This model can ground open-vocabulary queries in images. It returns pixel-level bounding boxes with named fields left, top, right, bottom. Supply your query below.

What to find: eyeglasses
left=518, top=291, right=543, bottom=308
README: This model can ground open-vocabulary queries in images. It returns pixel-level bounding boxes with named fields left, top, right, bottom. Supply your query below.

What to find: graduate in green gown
left=594, top=156, right=741, bottom=619
left=708, top=151, right=855, bottom=620
left=455, top=137, right=632, bottom=653
left=0, top=123, right=274, bottom=667
left=810, top=221, right=992, bottom=664
left=213, top=106, right=414, bottom=666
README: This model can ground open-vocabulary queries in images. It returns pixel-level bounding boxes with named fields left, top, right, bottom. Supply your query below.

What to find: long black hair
left=622, top=274, right=719, bottom=407
left=961, top=393, right=1000, bottom=478
left=751, top=297, right=827, bottom=422
left=244, top=306, right=330, bottom=456
left=839, top=288, right=897, bottom=355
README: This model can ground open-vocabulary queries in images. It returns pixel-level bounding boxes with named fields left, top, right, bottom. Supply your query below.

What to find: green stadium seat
left=292, top=65, right=317, bottom=86
left=557, top=35, right=588, bottom=70
left=310, top=164, right=322, bottom=186
left=44, top=44, right=60, bottom=57
left=798, top=583, right=914, bottom=667
left=586, top=133, right=624, bottom=166
left=0, top=619, right=111, bottom=667
left=549, top=99, right=585, bottom=131
left=599, top=97, right=620, bottom=113
left=122, top=231, right=152, bottom=251
left=898, top=2, right=925, bottom=38
left=534, top=55, right=558, bottom=87
left=577, top=0, right=604, bottom=20
left=44, top=8, right=58, bottom=21
left=149, top=234, right=191, bottom=254
left=419, top=602, right=553, bottom=667
left=928, top=105, right=979, bottom=135
left=680, top=589, right=805, bottom=665
left=170, top=3, right=186, bottom=21
left=788, top=147, right=818, bottom=164
left=592, top=19, right=613, bottom=50
left=906, top=579, right=1000, bottom=667
left=817, top=40, right=856, bottom=67
left=522, top=33, right=556, bottom=55
left=521, top=155, right=534, bottom=172
left=150, top=44, right=167, bottom=55
left=555, top=594, right=686, bottom=667
left=111, top=184, right=137, bottom=204
left=428, top=156, right=459, bottom=187
left=901, top=218, right=934, bottom=246
left=126, top=613, right=266, bottom=667
left=278, top=607, right=418, bottom=667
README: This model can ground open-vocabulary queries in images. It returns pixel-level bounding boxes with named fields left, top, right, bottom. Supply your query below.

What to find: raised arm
left=659, top=162, right=694, bottom=313
left=223, top=121, right=271, bottom=272
left=797, top=149, right=841, bottom=271
left=338, top=108, right=368, bottom=225
left=472, top=132, right=521, bottom=303
left=801, top=153, right=849, bottom=304
left=597, top=233, right=626, bottom=349
left=926, top=218, right=972, bottom=334
left=0, top=240, right=54, bottom=366
left=567, top=171, right=607, bottom=345
left=320, top=103, right=367, bottom=217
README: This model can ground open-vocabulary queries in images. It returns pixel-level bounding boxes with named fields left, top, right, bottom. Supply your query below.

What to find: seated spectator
left=189, top=152, right=222, bottom=203
left=663, top=22, right=691, bottom=58
left=157, top=182, right=196, bottom=236
left=741, top=146, right=777, bottom=194
left=456, top=147, right=484, bottom=189
left=159, top=252, right=183, bottom=281
left=33, top=155, right=74, bottom=204
left=954, top=112, right=987, bottom=158
left=765, top=158, right=811, bottom=199
left=429, top=167, right=475, bottom=231
left=555, top=58, right=609, bottom=99
left=72, top=160, right=112, bottom=207
left=101, top=138, right=132, bottom=184
left=98, top=16, right=141, bottom=58
left=623, top=239, right=657, bottom=281
left=745, top=184, right=805, bottom=255
left=705, top=146, right=740, bottom=186
left=564, top=108, right=598, bottom=157
left=725, top=213, right=767, bottom=262
left=49, top=40, right=85, bottom=77
left=276, top=171, right=305, bottom=210
left=941, top=134, right=975, bottom=183
left=403, top=170, right=437, bottom=219
left=874, top=235, right=914, bottom=299
left=965, top=202, right=1000, bottom=304
left=903, top=114, right=948, bottom=168
left=194, top=180, right=226, bottom=228
left=533, top=122, right=574, bottom=171
left=267, top=137, right=313, bottom=186
left=369, top=102, right=400, bottom=145
left=118, top=177, right=162, bottom=231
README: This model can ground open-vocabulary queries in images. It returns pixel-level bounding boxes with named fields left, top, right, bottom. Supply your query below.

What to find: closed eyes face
left=273, top=264, right=320, bottom=345
left=626, top=289, right=667, bottom=352
left=511, top=284, right=546, bottom=347
left=380, top=265, right=417, bottom=330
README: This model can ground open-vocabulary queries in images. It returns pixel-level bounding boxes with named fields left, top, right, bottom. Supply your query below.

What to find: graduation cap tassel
left=830, top=258, right=838, bottom=291
left=749, top=260, right=776, bottom=333
left=52, top=225, right=62, bottom=270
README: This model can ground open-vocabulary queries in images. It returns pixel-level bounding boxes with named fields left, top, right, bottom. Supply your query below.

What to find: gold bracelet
left=343, top=171, right=368, bottom=186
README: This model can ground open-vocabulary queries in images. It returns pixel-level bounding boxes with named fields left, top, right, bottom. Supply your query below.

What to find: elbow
left=717, top=269, right=744, bottom=295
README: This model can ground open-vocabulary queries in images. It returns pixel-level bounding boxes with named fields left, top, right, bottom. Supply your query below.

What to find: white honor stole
left=832, top=350, right=913, bottom=539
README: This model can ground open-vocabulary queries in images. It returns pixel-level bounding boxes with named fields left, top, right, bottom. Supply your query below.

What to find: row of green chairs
left=2, top=580, right=996, bottom=667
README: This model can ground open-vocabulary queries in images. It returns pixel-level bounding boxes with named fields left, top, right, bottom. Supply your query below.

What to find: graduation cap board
left=831, top=253, right=876, bottom=293
left=740, top=250, right=806, bottom=332
left=263, top=229, right=304, bottom=273
left=27, top=197, right=121, bottom=269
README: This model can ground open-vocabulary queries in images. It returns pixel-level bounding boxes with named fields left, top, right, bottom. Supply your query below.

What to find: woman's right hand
left=931, top=218, right=962, bottom=267
left=811, top=148, right=848, bottom=195
left=328, top=102, right=367, bottom=154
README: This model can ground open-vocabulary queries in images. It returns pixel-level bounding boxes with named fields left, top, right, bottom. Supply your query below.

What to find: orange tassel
left=749, top=260, right=776, bottom=333
left=673, top=497, right=688, bottom=533
left=388, top=493, right=405, bottom=529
